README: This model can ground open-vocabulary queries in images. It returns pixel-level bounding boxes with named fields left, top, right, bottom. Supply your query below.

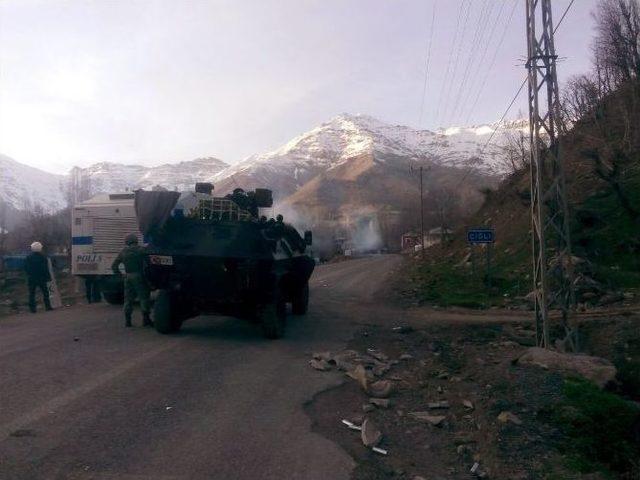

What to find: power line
left=440, top=0, right=472, bottom=126
left=453, top=0, right=576, bottom=189
left=455, top=0, right=510, bottom=124
left=445, top=0, right=491, bottom=124
left=433, top=0, right=504, bottom=161
left=465, top=0, right=519, bottom=125
left=555, top=0, right=576, bottom=32
left=481, top=78, right=527, bottom=153
left=435, top=0, right=467, bottom=124
left=448, top=0, right=498, bottom=124
left=434, top=0, right=493, bottom=159
left=418, top=1, right=438, bottom=127
left=452, top=78, right=526, bottom=190
left=486, top=0, right=577, bottom=136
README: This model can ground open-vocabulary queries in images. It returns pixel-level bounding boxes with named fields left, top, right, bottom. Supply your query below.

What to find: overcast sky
left=0, top=0, right=598, bottom=174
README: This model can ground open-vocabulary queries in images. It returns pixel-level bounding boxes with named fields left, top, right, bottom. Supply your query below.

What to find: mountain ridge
left=1, top=114, right=525, bottom=216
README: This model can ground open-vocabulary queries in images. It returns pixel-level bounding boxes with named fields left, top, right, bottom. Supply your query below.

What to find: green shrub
left=616, top=357, right=640, bottom=399
left=552, top=377, right=640, bottom=473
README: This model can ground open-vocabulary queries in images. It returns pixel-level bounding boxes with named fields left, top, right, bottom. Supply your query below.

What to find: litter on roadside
left=372, top=446, right=388, bottom=455
left=392, top=325, right=413, bottom=333
left=341, top=419, right=362, bottom=431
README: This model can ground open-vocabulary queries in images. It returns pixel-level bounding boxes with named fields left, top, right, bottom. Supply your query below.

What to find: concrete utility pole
left=525, top=0, right=576, bottom=350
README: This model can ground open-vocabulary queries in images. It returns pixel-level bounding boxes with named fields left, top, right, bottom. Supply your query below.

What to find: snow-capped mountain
left=0, top=156, right=229, bottom=213
left=69, top=157, right=229, bottom=198
left=0, top=154, right=67, bottom=212
left=211, top=114, right=525, bottom=198
left=1, top=114, right=526, bottom=215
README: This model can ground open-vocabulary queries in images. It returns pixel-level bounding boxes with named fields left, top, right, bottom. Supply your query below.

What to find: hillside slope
left=0, top=154, right=67, bottom=213
left=408, top=81, right=640, bottom=309
left=282, top=148, right=495, bottom=252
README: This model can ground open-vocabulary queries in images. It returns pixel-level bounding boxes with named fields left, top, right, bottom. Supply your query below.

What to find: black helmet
left=125, top=233, right=139, bottom=245
left=276, top=214, right=284, bottom=222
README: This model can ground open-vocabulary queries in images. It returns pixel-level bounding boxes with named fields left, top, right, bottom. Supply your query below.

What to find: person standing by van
left=112, top=234, right=151, bottom=327
left=24, top=241, right=53, bottom=313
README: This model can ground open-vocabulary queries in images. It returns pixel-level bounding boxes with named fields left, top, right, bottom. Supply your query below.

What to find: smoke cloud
left=271, top=202, right=384, bottom=258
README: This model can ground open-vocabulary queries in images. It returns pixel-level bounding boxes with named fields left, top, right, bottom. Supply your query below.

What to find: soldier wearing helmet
left=112, top=233, right=152, bottom=327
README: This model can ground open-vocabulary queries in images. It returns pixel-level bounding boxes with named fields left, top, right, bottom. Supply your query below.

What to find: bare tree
left=549, top=0, right=640, bottom=230
left=561, top=74, right=603, bottom=127
left=5, top=205, right=71, bottom=254
left=583, top=147, right=639, bottom=223
left=66, top=167, right=93, bottom=206
left=500, top=130, right=530, bottom=175
left=592, top=0, right=640, bottom=87
left=426, top=186, right=460, bottom=243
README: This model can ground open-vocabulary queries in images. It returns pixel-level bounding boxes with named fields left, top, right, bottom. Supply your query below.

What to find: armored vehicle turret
left=136, top=184, right=314, bottom=339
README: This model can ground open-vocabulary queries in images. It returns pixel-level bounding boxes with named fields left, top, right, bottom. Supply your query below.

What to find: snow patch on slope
left=213, top=114, right=527, bottom=195
left=0, top=154, right=67, bottom=212
left=74, top=157, right=229, bottom=195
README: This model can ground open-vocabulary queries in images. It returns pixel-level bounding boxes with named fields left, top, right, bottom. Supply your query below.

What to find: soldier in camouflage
left=112, top=233, right=152, bottom=327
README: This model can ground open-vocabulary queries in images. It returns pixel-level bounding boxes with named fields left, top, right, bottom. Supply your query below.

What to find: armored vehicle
left=136, top=183, right=314, bottom=339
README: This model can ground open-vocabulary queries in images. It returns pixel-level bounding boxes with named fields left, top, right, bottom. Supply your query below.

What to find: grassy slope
left=409, top=83, right=640, bottom=309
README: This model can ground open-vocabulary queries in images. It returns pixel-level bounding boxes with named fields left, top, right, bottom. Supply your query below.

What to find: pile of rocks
left=309, top=347, right=402, bottom=454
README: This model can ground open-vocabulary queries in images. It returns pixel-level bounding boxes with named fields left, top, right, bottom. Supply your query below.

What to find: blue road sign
left=467, top=228, right=495, bottom=245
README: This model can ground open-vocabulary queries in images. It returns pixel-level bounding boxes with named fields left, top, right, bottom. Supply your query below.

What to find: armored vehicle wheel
left=154, top=290, right=183, bottom=334
left=261, top=294, right=287, bottom=339
left=291, top=282, right=309, bottom=315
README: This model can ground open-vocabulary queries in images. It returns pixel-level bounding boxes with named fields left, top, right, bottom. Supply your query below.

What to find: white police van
left=71, top=193, right=143, bottom=304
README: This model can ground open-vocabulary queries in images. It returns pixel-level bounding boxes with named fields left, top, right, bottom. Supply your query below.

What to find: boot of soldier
left=125, top=314, right=132, bottom=327
left=143, top=313, right=153, bottom=327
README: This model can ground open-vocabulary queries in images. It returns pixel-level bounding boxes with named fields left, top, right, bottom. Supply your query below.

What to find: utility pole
left=420, top=166, right=425, bottom=257
left=525, top=0, right=576, bottom=350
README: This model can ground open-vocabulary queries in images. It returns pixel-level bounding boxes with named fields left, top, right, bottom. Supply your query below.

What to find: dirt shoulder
left=305, top=311, right=640, bottom=479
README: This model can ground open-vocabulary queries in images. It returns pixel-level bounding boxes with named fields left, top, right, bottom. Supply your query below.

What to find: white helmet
left=30, top=241, right=43, bottom=252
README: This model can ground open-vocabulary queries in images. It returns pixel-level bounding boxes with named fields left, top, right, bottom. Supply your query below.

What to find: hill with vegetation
left=406, top=78, right=639, bottom=310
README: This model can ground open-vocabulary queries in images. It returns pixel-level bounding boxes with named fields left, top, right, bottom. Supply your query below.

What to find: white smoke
left=270, top=202, right=384, bottom=257
left=349, top=214, right=383, bottom=251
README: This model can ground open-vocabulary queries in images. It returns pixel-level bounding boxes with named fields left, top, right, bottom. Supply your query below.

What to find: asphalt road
left=0, top=254, right=403, bottom=480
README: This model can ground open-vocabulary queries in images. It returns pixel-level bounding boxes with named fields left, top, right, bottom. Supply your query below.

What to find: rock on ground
left=514, top=347, right=616, bottom=388
left=309, top=359, right=332, bottom=371
left=361, top=418, right=383, bottom=447
left=408, top=412, right=446, bottom=426
left=497, top=411, right=522, bottom=425
left=347, top=365, right=370, bottom=391
left=369, top=398, right=392, bottom=409
left=368, top=380, right=394, bottom=398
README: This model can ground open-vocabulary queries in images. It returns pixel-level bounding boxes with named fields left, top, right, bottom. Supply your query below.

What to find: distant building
left=401, top=232, right=421, bottom=251
left=424, top=227, right=452, bottom=247
left=401, top=227, right=452, bottom=252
